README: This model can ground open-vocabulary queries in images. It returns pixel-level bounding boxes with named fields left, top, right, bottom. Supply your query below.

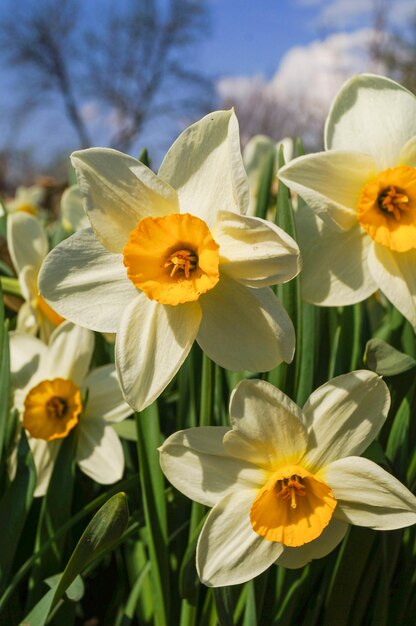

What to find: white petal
left=83, top=364, right=132, bottom=422
left=302, top=371, right=390, bottom=471
left=295, top=206, right=377, bottom=306
left=29, top=438, right=61, bottom=498
left=197, top=490, right=283, bottom=587
left=7, top=212, right=48, bottom=273
left=326, top=74, right=416, bottom=170
left=197, top=277, right=295, bottom=371
left=116, top=294, right=202, bottom=411
left=224, top=379, right=307, bottom=469
left=215, top=210, right=300, bottom=287
left=71, top=148, right=179, bottom=253
left=18, top=265, right=37, bottom=302
left=76, top=421, right=124, bottom=484
left=279, top=150, right=374, bottom=230
left=60, top=184, right=89, bottom=232
left=158, top=110, right=249, bottom=227
left=45, top=322, right=94, bottom=386
left=15, top=301, right=38, bottom=337
left=10, top=332, right=46, bottom=392
left=368, top=244, right=416, bottom=329
left=399, top=135, right=416, bottom=167
left=323, top=457, right=416, bottom=530
left=159, top=427, right=266, bottom=507
left=39, top=228, right=137, bottom=333
left=275, top=519, right=348, bottom=569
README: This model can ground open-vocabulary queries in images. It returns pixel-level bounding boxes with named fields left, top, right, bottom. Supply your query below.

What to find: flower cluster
left=4, top=74, right=416, bottom=594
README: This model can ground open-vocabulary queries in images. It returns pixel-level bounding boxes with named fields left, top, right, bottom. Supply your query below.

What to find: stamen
left=377, top=186, right=410, bottom=221
left=46, top=396, right=68, bottom=420
left=276, top=474, right=306, bottom=510
left=164, top=249, right=198, bottom=279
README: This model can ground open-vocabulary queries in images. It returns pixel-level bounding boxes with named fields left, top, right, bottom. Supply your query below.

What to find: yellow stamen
left=378, top=186, right=409, bottom=220
left=23, top=378, right=82, bottom=441
left=164, top=249, right=198, bottom=278
left=123, top=213, right=220, bottom=306
left=250, top=465, right=337, bottom=547
left=357, top=166, right=416, bottom=252
left=276, top=475, right=306, bottom=509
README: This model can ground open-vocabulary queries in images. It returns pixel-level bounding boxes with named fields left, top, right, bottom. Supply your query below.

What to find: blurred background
left=0, top=0, right=415, bottom=192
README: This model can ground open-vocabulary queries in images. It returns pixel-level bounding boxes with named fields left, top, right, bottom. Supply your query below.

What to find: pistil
left=164, top=249, right=198, bottom=278
left=377, top=186, right=409, bottom=220
left=276, top=475, right=306, bottom=509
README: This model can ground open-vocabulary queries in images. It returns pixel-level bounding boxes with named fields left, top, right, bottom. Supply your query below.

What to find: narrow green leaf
left=386, top=381, right=415, bottom=478
left=28, top=429, right=78, bottom=603
left=138, top=148, right=150, bottom=168
left=21, top=492, right=128, bottom=626
left=0, top=277, right=22, bottom=298
left=324, top=527, right=375, bottom=626
left=214, top=586, right=237, bottom=626
left=0, top=297, right=10, bottom=469
left=269, top=147, right=300, bottom=396
left=44, top=573, right=84, bottom=602
left=255, top=151, right=275, bottom=220
left=0, top=430, right=36, bottom=589
left=135, top=404, right=170, bottom=626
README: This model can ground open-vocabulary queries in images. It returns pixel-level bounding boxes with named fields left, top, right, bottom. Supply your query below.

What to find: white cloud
left=218, top=28, right=388, bottom=148
left=297, top=0, right=416, bottom=31
left=272, top=27, right=385, bottom=106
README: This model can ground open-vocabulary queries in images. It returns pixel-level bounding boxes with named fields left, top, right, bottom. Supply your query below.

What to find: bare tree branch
left=0, top=0, right=214, bottom=159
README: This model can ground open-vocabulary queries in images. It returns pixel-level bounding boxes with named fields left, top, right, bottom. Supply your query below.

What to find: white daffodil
left=279, top=74, right=416, bottom=329
left=243, top=135, right=293, bottom=215
left=4, top=184, right=45, bottom=217
left=39, top=110, right=301, bottom=411
left=160, top=372, right=416, bottom=587
left=10, top=321, right=132, bottom=496
left=7, top=212, right=64, bottom=341
left=61, top=184, right=90, bottom=232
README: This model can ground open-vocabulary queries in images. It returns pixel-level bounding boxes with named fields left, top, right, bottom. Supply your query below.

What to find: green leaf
left=214, top=586, right=237, bottom=626
left=0, top=277, right=22, bottom=298
left=268, top=147, right=300, bottom=397
left=0, top=287, right=11, bottom=470
left=21, top=492, right=129, bottom=626
left=112, top=419, right=137, bottom=441
left=135, top=404, right=170, bottom=626
left=365, top=338, right=416, bottom=376
left=138, top=148, right=150, bottom=168
left=44, top=573, right=84, bottom=602
left=0, top=430, right=36, bottom=590
left=255, top=151, right=275, bottom=220
left=28, top=429, right=78, bottom=602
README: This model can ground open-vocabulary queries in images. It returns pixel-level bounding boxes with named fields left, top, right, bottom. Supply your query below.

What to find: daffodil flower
left=3, top=184, right=45, bottom=216
left=39, top=110, right=301, bottom=411
left=279, top=74, right=416, bottom=328
left=8, top=212, right=64, bottom=341
left=10, top=321, right=132, bottom=496
left=159, top=373, right=416, bottom=587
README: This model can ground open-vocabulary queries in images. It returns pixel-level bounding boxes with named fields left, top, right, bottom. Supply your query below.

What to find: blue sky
left=1, top=0, right=414, bottom=175
left=199, top=0, right=320, bottom=78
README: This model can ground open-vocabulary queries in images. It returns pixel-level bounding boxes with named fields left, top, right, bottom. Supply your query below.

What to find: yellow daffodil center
left=250, top=464, right=337, bottom=547
left=23, top=378, right=82, bottom=441
left=35, top=294, right=65, bottom=327
left=18, top=203, right=38, bottom=216
left=357, top=166, right=416, bottom=252
left=123, top=213, right=220, bottom=305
